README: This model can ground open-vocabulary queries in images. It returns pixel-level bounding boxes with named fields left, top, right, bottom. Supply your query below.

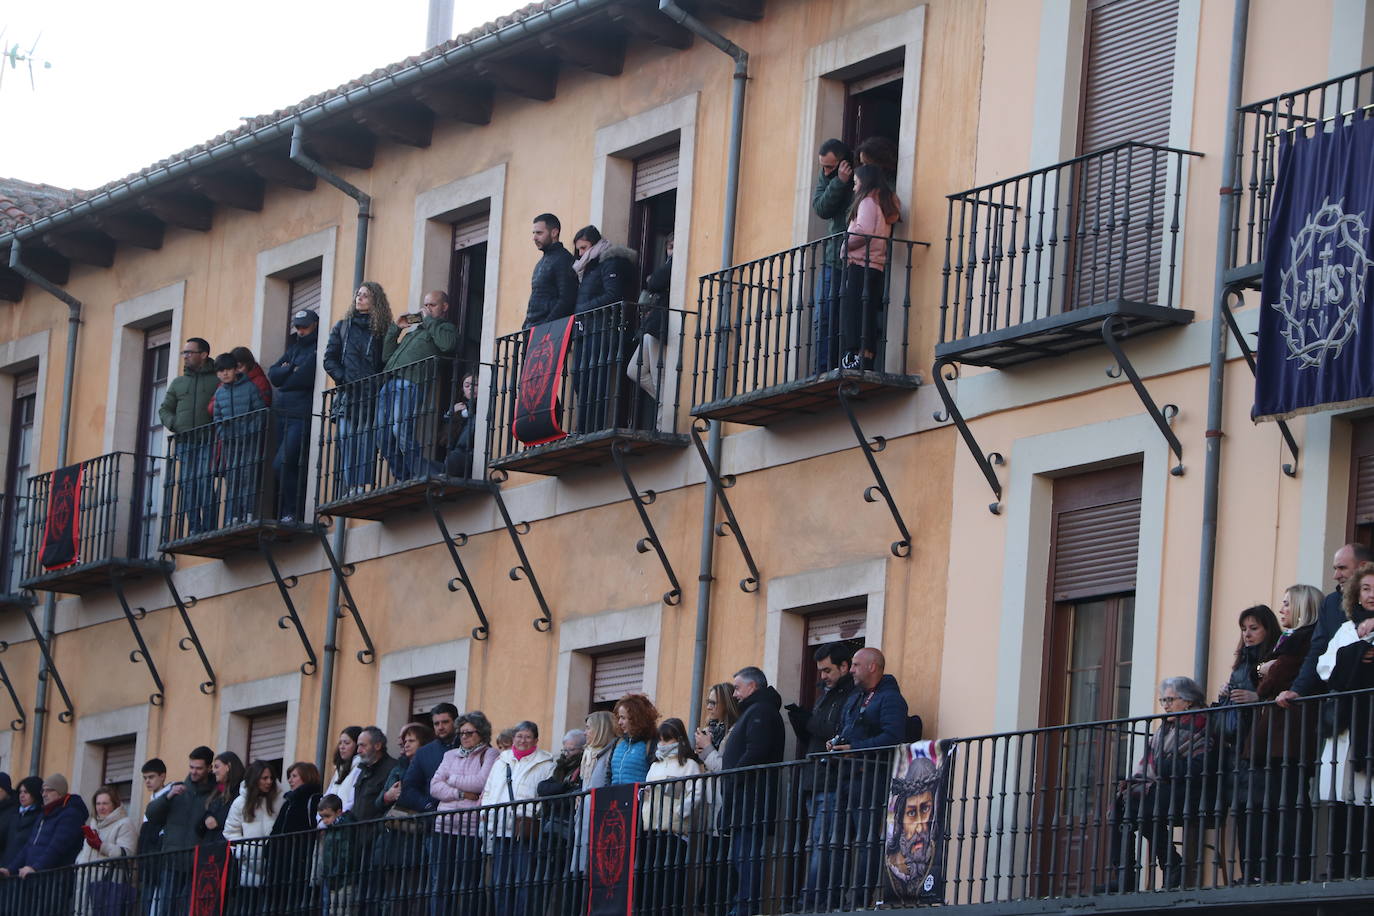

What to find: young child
left=317, top=794, right=356, bottom=915
left=495, top=728, right=516, bottom=752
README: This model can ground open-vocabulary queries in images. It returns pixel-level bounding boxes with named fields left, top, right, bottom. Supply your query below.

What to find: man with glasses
left=159, top=338, right=218, bottom=534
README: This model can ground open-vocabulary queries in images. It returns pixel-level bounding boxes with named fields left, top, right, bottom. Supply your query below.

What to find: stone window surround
left=102, top=282, right=186, bottom=455
left=0, top=328, right=51, bottom=487
left=72, top=703, right=152, bottom=815
left=553, top=602, right=663, bottom=744
left=374, top=638, right=471, bottom=748
left=217, top=672, right=302, bottom=770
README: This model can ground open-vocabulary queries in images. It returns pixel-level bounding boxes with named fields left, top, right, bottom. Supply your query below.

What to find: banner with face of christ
left=884, top=740, right=946, bottom=905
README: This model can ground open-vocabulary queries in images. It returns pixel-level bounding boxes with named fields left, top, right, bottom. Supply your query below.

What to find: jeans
left=729, top=824, right=766, bottom=916
left=799, top=791, right=839, bottom=911
left=491, top=836, right=536, bottom=916
left=334, top=396, right=376, bottom=494
left=377, top=378, right=436, bottom=482
left=219, top=433, right=261, bottom=524
left=813, top=262, right=842, bottom=374
left=177, top=440, right=214, bottom=534
left=273, top=415, right=307, bottom=520
left=428, top=832, right=483, bottom=916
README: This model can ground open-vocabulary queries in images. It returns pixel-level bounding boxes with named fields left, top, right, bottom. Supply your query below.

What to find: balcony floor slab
left=691, top=368, right=921, bottom=426
left=160, top=518, right=320, bottom=559
left=0, top=591, right=34, bottom=613
left=936, top=300, right=1194, bottom=370
left=491, top=429, right=689, bottom=476
left=931, top=877, right=1374, bottom=916
left=316, top=475, right=496, bottom=522
left=19, top=557, right=173, bottom=596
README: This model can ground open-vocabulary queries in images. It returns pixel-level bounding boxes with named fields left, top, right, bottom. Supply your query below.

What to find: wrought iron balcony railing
left=160, top=407, right=314, bottom=555
left=692, top=232, right=924, bottom=424
left=18, top=451, right=166, bottom=593
left=317, top=355, right=487, bottom=519
left=938, top=141, right=1200, bottom=369
left=1229, top=65, right=1374, bottom=284
left=0, top=490, right=31, bottom=600
left=487, top=299, right=687, bottom=474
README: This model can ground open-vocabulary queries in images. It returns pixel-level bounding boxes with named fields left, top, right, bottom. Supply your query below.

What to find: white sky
left=0, top=0, right=523, bottom=190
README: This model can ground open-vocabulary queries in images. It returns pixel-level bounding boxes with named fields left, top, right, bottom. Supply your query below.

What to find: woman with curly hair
left=610, top=694, right=660, bottom=785
left=323, top=281, right=394, bottom=495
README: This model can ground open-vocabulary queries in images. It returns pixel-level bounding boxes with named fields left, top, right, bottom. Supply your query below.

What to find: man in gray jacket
left=811, top=139, right=854, bottom=373
left=144, top=746, right=215, bottom=912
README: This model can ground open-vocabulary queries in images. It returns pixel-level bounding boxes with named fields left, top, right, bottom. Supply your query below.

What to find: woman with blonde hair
left=694, top=682, right=741, bottom=772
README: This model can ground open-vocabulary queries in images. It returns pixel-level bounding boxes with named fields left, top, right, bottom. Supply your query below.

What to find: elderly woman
left=1102, top=677, right=1213, bottom=893
left=73, top=784, right=135, bottom=914
left=1316, top=561, right=1374, bottom=879
left=537, top=729, right=588, bottom=916
left=1237, top=584, right=1323, bottom=882
left=431, top=712, right=498, bottom=911
left=571, top=711, right=618, bottom=886
left=480, top=721, right=555, bottom=916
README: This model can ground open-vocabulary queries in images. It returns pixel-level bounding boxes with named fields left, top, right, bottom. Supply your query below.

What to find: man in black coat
left=267, top=309, right=319, bottom=521
left=523, top=213, right=578, bottom=328
left=0, top=774, right=15, bottom=866
left=1279, top=542, right=1374, bottom=705
left=143, top=747, right=215, bottom=911
left=788, top=643, right=857, bottom=911
left=722, top=666, right=785, bottom=916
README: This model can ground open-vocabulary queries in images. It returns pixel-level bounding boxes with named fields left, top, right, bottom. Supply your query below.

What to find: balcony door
left=2, top=372, right=37, bottom=592
left=1032, top=464, right=1143, bottom=896
left=1069, top=0, right=1178, bottom=311
left=135, top=326, right=172, bottom=553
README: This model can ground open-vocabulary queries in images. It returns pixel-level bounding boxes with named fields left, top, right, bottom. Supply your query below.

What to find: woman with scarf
left=324, top=727, right=363, bottom=815
left=1317, top=561, right=1374, bottom=879
left=373, top=721, right=434, bottom=910
left=478, top=721, right=554, bottom=916
left=198, top=752, right=244, bottom=845
left=431, top=712, right=497, bottom=913
left=266, top=762, right=322, bottom=911
left=1102, top=677, right=1213, bottom=892
left=570, top=225, right=637, bottom=433
left=73, top=784, right=135, bottom=915
left=1235, top=584, right=1322, bottom=881
left=570, top=712, right=617, bottom=897
left=638, top=718, right=705, bottom=914
left=694, top=683, right=741, bottom=916
left=322, top=282, right=394, bottom=496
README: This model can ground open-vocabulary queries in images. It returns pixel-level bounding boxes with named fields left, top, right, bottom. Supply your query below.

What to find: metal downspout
left=8, top=241, right=81, bottom=776
left=1195, top=0, right=1250, bottom=688
left=657, top=0, right=748, bottom=730
left=290, top=125, right=372, bottom=773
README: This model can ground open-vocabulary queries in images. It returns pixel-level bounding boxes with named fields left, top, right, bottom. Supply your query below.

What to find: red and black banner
left=588, top=782, right=639, bottom=916
left=39, top=462, right=82, bottom=571
left=189, top=841, right=231, bottom=916
left=512, top=316, right=574, bottom=446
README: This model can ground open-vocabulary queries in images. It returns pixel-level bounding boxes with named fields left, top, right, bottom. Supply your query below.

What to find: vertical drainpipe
left=8, top=240, right=81, bottom=776
left=289, top=124, right=372, bottom=773
left=1195, top=0, right=1250, bottom=688
left=657, top=0, right=748, bottom=730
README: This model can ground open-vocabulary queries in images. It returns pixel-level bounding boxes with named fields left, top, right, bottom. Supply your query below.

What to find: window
left=589, top=647, right=645, bottom=714
left=2, top=371, right=36, bottom=592
left=246, top=707, right=288, bottom=779
left=448, top=213, right=489, bottom=374
left=843, top=64, right=903, bottom=151
left=1348, top=417, right=1374, bottom=549
left=408, top=677, right=456, bottom=731
left=796, top=605, right=867, bottom=711
left=134, top=325, right=172, bottom=550
left=101, top=738, right=137, bottom=808
left=629, top=147, right=678, bottom=294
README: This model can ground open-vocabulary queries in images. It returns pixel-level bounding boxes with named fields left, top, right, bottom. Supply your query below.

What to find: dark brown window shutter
left=1051, top=464, right=1143, bottom=601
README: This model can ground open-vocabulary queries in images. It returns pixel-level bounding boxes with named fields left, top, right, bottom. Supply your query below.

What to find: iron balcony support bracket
left=314, top=524, right=377, bottom=664
left=426, top=489, right=491, bottom=641
left=689, top=418, right=760, bottom=593
left=110, top=571, right=166, bottom=707
left=158, top=566, right=216, bottom=695
left=1102, top=315, right=1185, bottom=476
left=837, top=383, right=913, bottom=558
left=932, top=358, right=1005, bottom=515
left=1219, top=288, right=1300, bottom=477
left=611, top=441, right=683, bottom=606
left=259, top=532, right=319, bottom=676
left=488, top=470, right=554, bottom=632
left=21, top=602, right=73, bottom=723
left=0, top=642, right=26, bottom=730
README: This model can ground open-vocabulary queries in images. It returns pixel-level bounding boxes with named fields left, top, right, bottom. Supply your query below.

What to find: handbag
left=626, top=333, right=664, bottom=397
left=383, top=806, right=424, bottom=834
left=506, top=763, right=540, bottom=841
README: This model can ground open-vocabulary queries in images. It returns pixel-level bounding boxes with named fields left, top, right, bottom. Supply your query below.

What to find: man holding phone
left=812, top=138, right=854, bottom=373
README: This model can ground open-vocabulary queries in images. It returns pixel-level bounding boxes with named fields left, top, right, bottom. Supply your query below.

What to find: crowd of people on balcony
left=0, top=646, right=917, bottom=914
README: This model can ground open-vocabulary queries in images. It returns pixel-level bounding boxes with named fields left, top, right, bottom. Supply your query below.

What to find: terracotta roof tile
left=0, top=177, right=80, bottom=233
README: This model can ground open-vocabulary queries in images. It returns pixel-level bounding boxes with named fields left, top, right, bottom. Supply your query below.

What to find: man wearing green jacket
left=159, top=338, right=219, bottom=534
left=812, top=139, right=854, bottom=373
left=377, top=290, right=458, bottom=481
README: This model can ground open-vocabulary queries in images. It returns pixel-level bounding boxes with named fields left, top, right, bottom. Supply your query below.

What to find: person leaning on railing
left=265, top=761, right=322, bottom=912
left=811, top=138, right=855, bottom=374
left=1315, top=560, right=1374, bottom=879
left=0, top=772, right=88, bottom=908
left=323, top=283, right=393, bottom=496
left=378, top=290, right=457, bottom=482
left=1239, top=584, right=1322, bottom=883
left=536, top=728, right=588, bottom=916
left=693, top=683, right=740, bottom=916
left=210, top=354, right=268, bottom=526
left=1101, top=677, right=1213, bottom=893
left=1213, top=605, right=1281, bottom=819
left=430, top=711, right=497, bottom=911
left=479, top=721, right=554, bottom=916
left=72, top=783, right=134, bottom=914
left=222, top=759, right=282, bottom=910
left=160, top=337, right=218, bottom=534
left=316, top=794, right=357, bottom=915
left=721, top=667, right=786, bottom=916
left=571, top=226, right=637, bottom=434
left=373, top=722, right=434, bottom=908
left=839, top=166, right=901, bottom=371
left=637, top=717, right=706, bottom=916
left=267, top=310, right=319, bottom=522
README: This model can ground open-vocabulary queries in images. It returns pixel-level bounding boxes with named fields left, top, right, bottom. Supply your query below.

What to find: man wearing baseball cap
left=267, top=309, right=320, bottom=522
left=0, top=773, right=87, bottom=878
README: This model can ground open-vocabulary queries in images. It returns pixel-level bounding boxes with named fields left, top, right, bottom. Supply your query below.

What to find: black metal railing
left=18, top=451, right=159, bottom=586
left=487, top=300, right=684, bottom=465
left=1230, top=65, right=1374, bottom=277
left=160, top=407, right=311, bottom=543
left=940, top=141, right=1200, bottom=345
left=317, top=355, right=474, bottom=508
left=692, top=233, right=920, bottom=405
left=0, top=490, right=28, bottom=595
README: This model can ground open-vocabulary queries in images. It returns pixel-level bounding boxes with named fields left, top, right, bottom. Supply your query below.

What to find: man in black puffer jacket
left=523, top=213, right=578, bottom=329
left=722, top=666, right=785, bottom=916
left=267, top=310, right=319, bottom=521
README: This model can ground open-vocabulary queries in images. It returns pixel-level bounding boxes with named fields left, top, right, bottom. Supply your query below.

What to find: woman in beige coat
left=73, top=785, right=135, bottom=914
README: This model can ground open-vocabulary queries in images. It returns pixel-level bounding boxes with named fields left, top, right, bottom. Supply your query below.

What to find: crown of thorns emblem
left=1272, top=199, right=1372, bottom=369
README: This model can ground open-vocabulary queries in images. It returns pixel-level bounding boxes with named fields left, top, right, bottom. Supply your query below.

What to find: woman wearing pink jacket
left=429, top=712, right=497, bottom=912
left=840, top=164, right=902, bottom=370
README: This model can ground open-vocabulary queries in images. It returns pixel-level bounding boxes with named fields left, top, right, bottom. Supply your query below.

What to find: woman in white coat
left=324, top=727, right=363, bottom=815
left=73, top=785, right=135, bottom=914
left=1316, top=561, right=1374, bottom=877
left=638, top=718, right=706, bottom=914
left=223, top=760, right=282, bottom=912
left=480, top=720, right=554, bottom=916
